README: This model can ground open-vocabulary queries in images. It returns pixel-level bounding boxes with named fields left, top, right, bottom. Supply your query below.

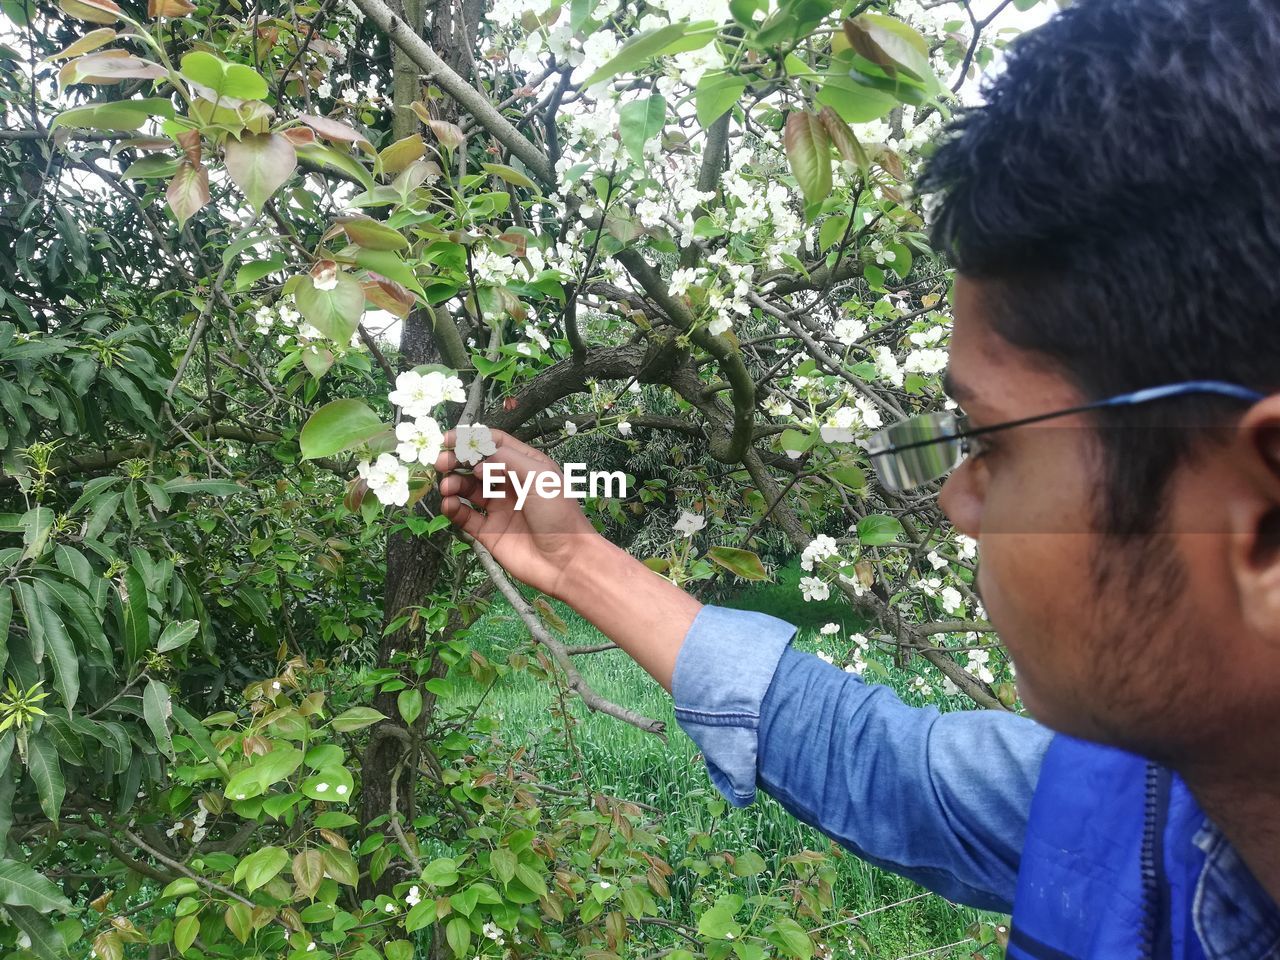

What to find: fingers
left=440, top=493, right=487, bottom=539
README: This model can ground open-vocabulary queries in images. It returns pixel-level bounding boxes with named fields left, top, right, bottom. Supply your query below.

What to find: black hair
left=919, top=0, right=1280, bottom=533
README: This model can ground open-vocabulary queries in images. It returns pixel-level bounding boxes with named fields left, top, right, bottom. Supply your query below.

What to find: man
left=435, top=0, right=1280, bottom=954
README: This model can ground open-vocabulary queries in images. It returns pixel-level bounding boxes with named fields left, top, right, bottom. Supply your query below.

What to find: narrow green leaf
left=142, top=678, right=175, bottom=759
left=707, top=546, right=768, bottom=582
left=26, top=733, right=64, bottom=822
left=580, top=20, right=719, bottom=88
left=157, top=619, right=199, bottom=653
left=0, top=860, right=72, bottom=913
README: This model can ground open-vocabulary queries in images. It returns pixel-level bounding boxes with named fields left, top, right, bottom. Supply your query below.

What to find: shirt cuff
left=670, top=605, right=797, bottom=807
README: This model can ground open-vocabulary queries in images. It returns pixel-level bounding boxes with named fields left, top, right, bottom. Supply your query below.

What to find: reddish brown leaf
left=60, top=0, right=123, bottom=24
left=176, top=128, right=201, bottom=165
left=297, top=114, right=370, bottom=148
left=281, top=126, right=316, bottom=146
left=148, top=0, right=195, bottom=15
left=166, top=160, right=208, bottom=227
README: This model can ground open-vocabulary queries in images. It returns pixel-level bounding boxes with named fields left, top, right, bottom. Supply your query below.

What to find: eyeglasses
left=864, top=380, right=1265, bottom=493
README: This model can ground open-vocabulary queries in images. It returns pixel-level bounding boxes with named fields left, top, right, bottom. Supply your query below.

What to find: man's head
left=918, top=0, right=1280, bottom=765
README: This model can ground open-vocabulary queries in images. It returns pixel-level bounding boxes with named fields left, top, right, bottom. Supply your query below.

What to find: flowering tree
left=0, top=0, right=1044, bottom=956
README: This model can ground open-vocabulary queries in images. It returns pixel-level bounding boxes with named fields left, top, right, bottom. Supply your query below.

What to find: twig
left=462, top=533, right=667, bottom=739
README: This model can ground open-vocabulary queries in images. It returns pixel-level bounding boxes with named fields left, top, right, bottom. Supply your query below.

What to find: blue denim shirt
left=670, top=606, right=1280, bottom=951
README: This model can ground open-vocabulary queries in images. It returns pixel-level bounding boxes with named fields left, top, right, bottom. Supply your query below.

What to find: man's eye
left=963, top=435, right=991, bottom=459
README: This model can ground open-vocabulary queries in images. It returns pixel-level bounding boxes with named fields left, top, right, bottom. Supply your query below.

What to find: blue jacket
left=1009, top=736, right=1208, bottom=960
left=671, top=606, right=1280, bottom=958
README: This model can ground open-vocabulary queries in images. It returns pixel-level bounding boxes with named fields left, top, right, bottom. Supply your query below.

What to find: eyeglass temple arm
left=871, top=381, right=1266, bottom=458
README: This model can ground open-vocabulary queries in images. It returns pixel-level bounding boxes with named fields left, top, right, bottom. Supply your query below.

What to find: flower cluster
left=356, top=367, right=495, bottom=506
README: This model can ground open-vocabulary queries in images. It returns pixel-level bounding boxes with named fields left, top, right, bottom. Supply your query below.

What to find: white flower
left=358, top=454, right=411, bottom=506
left=942, top=676, right=960, bottom=697
left=940, top=587, right=964, bottom=614
left=855, top=397, right=883, bottom=430
left=816, top=650, right=834, bottom=664
left=306, top=943, right=317, bottom=952
left=668, top=267, right=700, bottom=297
left=820, top=622, right=840, bottom=635
left=335, top=784, right=348, bottom=795
left=316, top=80, right=332, bottom=98
left=483, top=921, right=504, bottom=940
left=235, top=793, right=246, bottom=800
left=525, top=324, right=550, bottom=350
left=820, top=406, right=859, bottom=443
left=799, top=576, right=830, bottom=602
left=833, top=317, right=867, bottom=346
left=313, top=271, right=338, bottom=292
left=801, top=535, right=839, bottom=572
left=271, top=680, right=281, bottom=691
left=628, top=381, right=642, bottom=394
left=843, top=663, right=859, bottom=674
left=764, top=394, right=792, bottom=418
left=617, top=420, right=632, bottom=437
left=598, top=881, right=611, bottom=890
left=388, top=370, right=466, bottom=417
left=564, top=420, right=578, bottom=436
left=405, top=885, right=421, bottom=907
left=673, top=511, right=706, bottom=537
left=455, top=423, right=497, bottom=465
left=340, top=87, right=359, bottom=105
left=396, top=417, right=444, bottom=465
left=905, top=348, right=948, bottom=375
left=926, top=551, right=949, bottom=571
left=384, top=902, right=396, bottom=913
left=315, top=782, right=329, bottom=793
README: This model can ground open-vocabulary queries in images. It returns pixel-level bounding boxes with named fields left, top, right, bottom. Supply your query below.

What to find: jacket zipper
left=1140, top=762, right=1173, bottom=960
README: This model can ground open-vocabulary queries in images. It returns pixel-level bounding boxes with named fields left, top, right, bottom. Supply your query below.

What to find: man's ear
left=1229, top=395, right=1280, bottom=645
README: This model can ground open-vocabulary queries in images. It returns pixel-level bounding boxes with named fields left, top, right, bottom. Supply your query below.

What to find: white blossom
left=820, top=622, right=840, bottom=635
left=405, top=885, right=422, bottom=907
left=564, top=420, right=578, bottom=436
left=673, top=511, right=705, bottom=537
left=617, top=421, right=632, bottom=437
left=388, top=370, right=466, bottom=417
left=396, top=417, right=444, bottom=465
left=455, top=423, right=497, bottom=465
left=801, top=535, right=839, bottom=572
left=799, top=576, right=830, bottom=602
left=358, top=454, right=411, bottom=506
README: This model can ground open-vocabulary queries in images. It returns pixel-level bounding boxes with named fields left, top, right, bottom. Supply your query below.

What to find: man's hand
left=434, top=429, right=604, bottom=601
left=434, top=428, right=701, bottom=693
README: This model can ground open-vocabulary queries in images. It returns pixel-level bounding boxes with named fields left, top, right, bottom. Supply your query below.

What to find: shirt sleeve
left=670, top=604, right=1052, bottom=913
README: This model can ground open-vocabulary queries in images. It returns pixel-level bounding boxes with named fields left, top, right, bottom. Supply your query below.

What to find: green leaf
left=843, top=13, right=933, bottom=84
left=385, top=940, right=413, bottom=960
left=234, top=254, right=285, bottom=291
left=174, top=913, right=199, bottom=955
left=421, top=857, right=458, bottom=886
left=161, top=477, right=242, bottom=496
left=0, top=860, right=72, bottom=913
left=143, top=678, right=175, bottom=759
left=180, top=50, right=268, bottom=103
left=26, top=733, right=64, bottom=822
left=815, top=52, right=897, bottom=123
left=224, top=133, right=297, bottom=212
left=330, top=705, right=386, bottom=732
left=224, top=902, right=253, bottom=944
left=294, top=271, right=366, bottom=345
left=481, top=162, right=537, bottom=190
left=779, top=428, right=814, bottom=456
left=445, top=916, right=471, bottom=958
left=697, top=894, right=744, bottom=940
left=784, top=111, right=832, bottom=214
left=405, top=899, right=435, bottom=932
left=300, top=765, right=354, bottom=802
left=513, top=863, right=546, bottom=897
left=234, top=845, right=288, bottom=892
left=818, top=215, right=850, bottom=252
left=696, top=70, right=747, bottom=127
left=707, top=546, right=768, bottom=581
left=157, top=619, right=199, bottom=653
left=618, top=94, right=666, bottom=166
left=171, top=703, right=229, bottom=775
left=122, top=566, right=149, bottom=666
left=730, top=850, right=766, bottom=876
left=35, top=595, right=78, bottom=712
left=9, top=906, right=65, bottom=960
left=490, top=848, right=517, bottom=885
left=51, top=97, right=174, bottom=131
left=397, top=688, right=422, bottom=725
left=856, top=514, right=904, bottom=546
left=299, top=398, right=385, bottom=460
left=295, top=142, right=375, bottom=190
left=339, top=216, right=409, bottom=251
left=292, top=849, right=324, bottom=899
left=580, top=20, right=719, bottom=88
left=769, top=917, right=814, bottom=960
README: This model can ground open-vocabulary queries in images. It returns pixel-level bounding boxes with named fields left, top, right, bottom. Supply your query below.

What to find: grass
left=444, top=568, right=999, bottom=958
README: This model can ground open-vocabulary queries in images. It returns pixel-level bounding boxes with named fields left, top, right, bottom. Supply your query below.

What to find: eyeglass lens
left=865, top=411, right=965, bottom=492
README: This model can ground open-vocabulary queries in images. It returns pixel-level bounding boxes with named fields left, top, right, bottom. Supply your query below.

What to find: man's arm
left=673, top=605, right=1050, bottom=912
left=436, top=431, right=1049, bottom=912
